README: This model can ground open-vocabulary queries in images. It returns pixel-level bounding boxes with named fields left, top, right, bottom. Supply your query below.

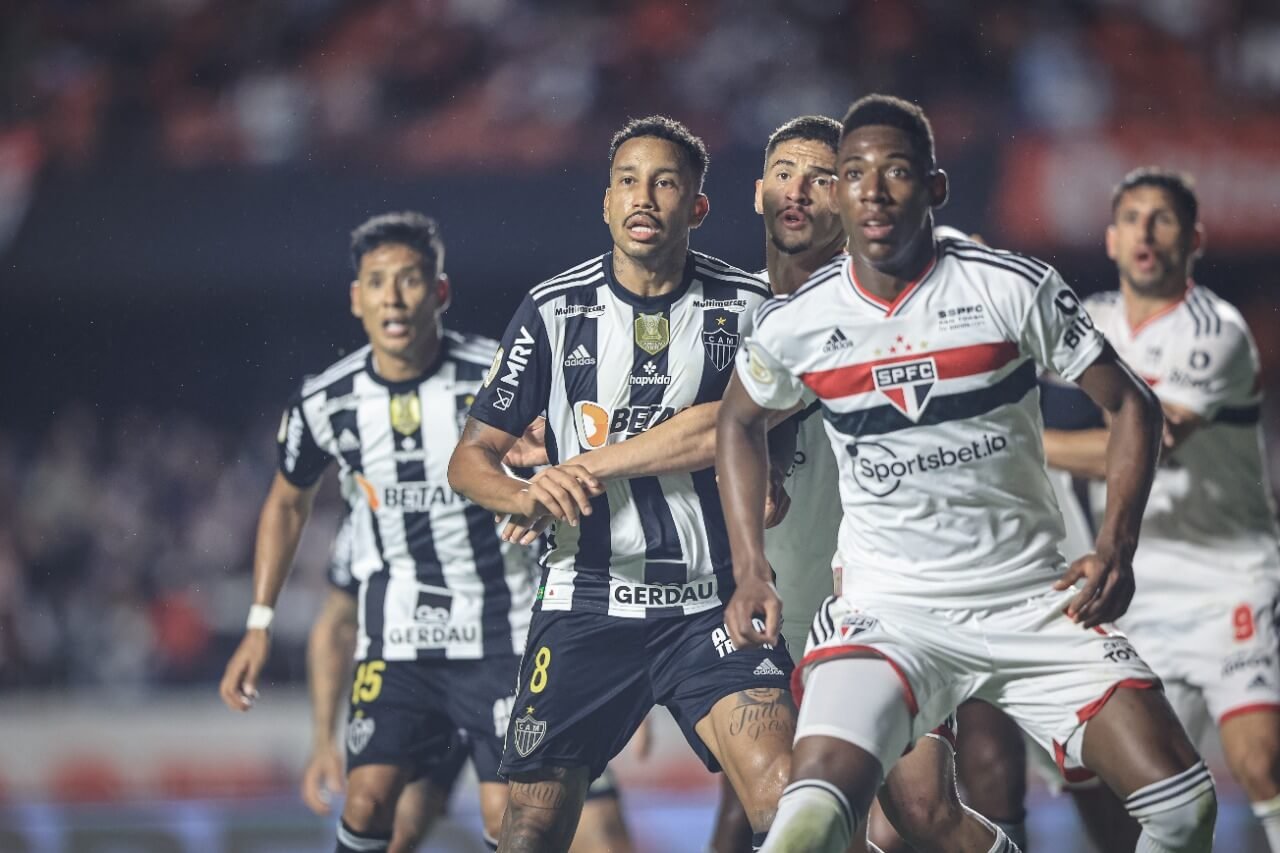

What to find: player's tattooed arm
left=1053, top=344, right=1163, bottom=628
left=501, top=767, right=590, bottom=853
left=449, top=417, right=603, bottom=525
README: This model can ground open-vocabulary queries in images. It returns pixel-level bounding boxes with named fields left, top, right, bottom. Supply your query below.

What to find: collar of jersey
left=362, top=337, right=450, bottom=391
left=1125, top=278, right=1194, bottom=338
left=845, top=251, right=939, bottom=318
left=603, top=250, right=696, bottom=310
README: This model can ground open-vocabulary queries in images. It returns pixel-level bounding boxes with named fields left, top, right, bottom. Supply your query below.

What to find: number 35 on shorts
left=529, top=646, right=552, bottom=694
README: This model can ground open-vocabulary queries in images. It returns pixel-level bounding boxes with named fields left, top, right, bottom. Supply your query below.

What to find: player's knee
left=1124, top=762, right=1217, bottom=851
left=879, top=785, right=965, bottom=843
left=1230, top=741, right=1280, bottom=799
left=343, top=787, right=398, bottom=833
left=738, top=750, right=792, bottom=831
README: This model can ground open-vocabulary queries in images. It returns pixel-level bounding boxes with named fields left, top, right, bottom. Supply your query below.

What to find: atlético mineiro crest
left=702, top=326, right=739, bottom=372
left=512, top=712, right=546, bottom=757
left=347, top=715, right=376, bottom=755
left=872, top=357, right=937, bottom=421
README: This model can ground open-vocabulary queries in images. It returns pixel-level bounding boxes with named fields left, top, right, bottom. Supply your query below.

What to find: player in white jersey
left=218, top=213, right=634, bottom=853
left=451, top=117, right=798, bottom=853
left=1044, top=167, right=1280, bottom=849
left=706, top=117, right=1012, bottom=853
left=719, top=95, right=1217, bottom=853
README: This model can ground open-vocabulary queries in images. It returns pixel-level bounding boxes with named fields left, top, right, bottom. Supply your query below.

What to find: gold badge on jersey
left=634, top=313, right=670, bottom=356
left=389, top=391, right=422, bottom=436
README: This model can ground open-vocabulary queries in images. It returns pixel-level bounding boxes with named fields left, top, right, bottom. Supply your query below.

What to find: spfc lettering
left=872, top=357, right=937, bottom=421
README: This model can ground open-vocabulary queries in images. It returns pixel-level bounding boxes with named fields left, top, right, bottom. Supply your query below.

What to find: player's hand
left=763, top=464, right=791, bottom=529
left=1053, top=547, right=1136, bottom=629
left=219, top=629, right=270, bottom=712
left=300, top=743, right=345, bottom=815
left=499, top=511, right=554, bottom=545
left=504, top=417, right=549, bottom=468
left=726, top=573, right=782, bottom=649
left=523, top=464, right=605, bottom=526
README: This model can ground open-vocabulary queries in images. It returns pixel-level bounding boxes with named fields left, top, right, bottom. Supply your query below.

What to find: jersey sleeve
left=735, top=308, right=806, bottom=411
left=1018, top=270, right=1106, bottom=383
left=1154, top=323, right=1257, bottom=418
left=276, top=389, right=330, bottom=487
left=468, top=293, right=553, bottom=437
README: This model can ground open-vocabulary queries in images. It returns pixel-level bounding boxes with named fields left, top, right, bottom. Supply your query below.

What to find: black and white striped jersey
left=278, top=330, right=535, bottom=661
left=469, top=251, right=770, bottom=618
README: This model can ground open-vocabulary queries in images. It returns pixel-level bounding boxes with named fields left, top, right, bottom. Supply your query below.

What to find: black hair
left=840, top=95, right=936, bottom=171
left=1110, top=167, right=1199, bottom=230
left=349, top=211, right=444, bottom=275
left=608, top=115, right=710, bottom=188
left=764, top=115, right=842, bottom=167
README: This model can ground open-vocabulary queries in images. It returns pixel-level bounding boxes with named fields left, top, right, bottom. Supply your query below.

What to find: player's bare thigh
left=695, top=687, right=796, bottom=830
left=1220, top=708, right=1280, bottom=801
left=1081, top=685, right=1203, bottom=797
left=500, top=766, right=591, bottom=853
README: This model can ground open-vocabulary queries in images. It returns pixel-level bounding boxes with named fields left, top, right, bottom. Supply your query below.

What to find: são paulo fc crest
left=512, top=711, right=547, bottom=757
left=347, top=714, right=376, bottom=755
left=872, top=357, right=937, bottom=421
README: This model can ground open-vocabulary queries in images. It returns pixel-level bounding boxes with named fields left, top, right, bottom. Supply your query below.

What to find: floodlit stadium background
left=3, top=1, right=1280, bottom=850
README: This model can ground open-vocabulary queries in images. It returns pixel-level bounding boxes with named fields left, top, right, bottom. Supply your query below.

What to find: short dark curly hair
left=608, top=115, right=710, bottom=188
left=1110, top=167, right=1199, bottom=231
left=349, top=211, right=444, bottom=275
left=840, top=94, right=936, bottom=171
left=764, top=115, right=842, bottom=168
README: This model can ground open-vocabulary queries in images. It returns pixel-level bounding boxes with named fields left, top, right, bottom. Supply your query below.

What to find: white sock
left=992, top=818, right=1027, bottom=850
left=760, top=780, right=857, bottom=853
left=967, top=807, right=1022, bottom=853
left=1252, top=793, right=1280, bottom=852
left=1126, top=761, right=1216, bottom=852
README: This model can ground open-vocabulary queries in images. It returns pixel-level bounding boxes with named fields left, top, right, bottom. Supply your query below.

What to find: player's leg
left=387, top=776, right=449, bottom=853
left=340, top=764, right=414, bottom=852
left=871, top=722, right=1016, bottom=853
left=710, top=773, right=754, bottom=853
left=494, top=611, right=651, bottom=852
left=1220, top=709, right=1280, bottom=848
left=570, top=767, right=635, bottom=853
left=952, top=701, right=1028, bottom=850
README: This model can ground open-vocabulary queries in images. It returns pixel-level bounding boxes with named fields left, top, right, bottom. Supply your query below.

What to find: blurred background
left=2, top=0, right=1279, bottom=850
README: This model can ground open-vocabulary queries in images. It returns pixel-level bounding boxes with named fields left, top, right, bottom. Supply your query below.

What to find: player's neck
left=765, top=234, right=846, bottom=296
left=611, top=243, right=688, bottom=299
left=849, top=230, right=935, bottom=303
left=370, top=332, right=441, bottom=383
left=1120, top=275, right=1190, bottom=331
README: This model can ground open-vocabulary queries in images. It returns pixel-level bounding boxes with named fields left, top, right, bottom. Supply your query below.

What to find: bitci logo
left=872, top=357, right=937, bottom=421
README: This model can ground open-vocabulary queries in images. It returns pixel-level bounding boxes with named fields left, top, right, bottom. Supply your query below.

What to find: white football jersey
left=1087, top=284, right=1280, bottom=581
left=738, top=235, right=1106, bottom=608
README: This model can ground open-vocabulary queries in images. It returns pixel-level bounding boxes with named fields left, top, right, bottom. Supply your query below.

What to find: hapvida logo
left=847, top=434, right=1009, bottom=496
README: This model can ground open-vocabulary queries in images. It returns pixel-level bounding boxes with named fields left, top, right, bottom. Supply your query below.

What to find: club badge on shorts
left=512, top=711, right=547, bottom=757
left=634, top=313, right=670, bottom=356
left=347, top=714, right=376, bottom=755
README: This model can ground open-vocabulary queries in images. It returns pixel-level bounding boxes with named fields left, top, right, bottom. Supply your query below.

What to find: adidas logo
left=822, top=328, right=854, bottom=352
left=337, top=429, right=360, bottom=452
left=753, top=658, right=785, bottom=677
left=1249, top=674, right=1270, bottom=690
left=563, top=344, right=596, bottom=367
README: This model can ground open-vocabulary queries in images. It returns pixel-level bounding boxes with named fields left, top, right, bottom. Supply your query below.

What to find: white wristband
left=246, top=604, right=274, bottom=631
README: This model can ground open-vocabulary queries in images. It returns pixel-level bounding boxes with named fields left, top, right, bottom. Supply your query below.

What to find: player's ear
left=435, top=273, right=452, bottom=312
left=690, top=193, right=710, bottom=229
left=350, top=279, right=362, bottom=318
left=1105, top=223, right=1118, bottom=261
left=753, top=179, right=764, bottom=215
left=928, top=169, right=949, bottom=209
left=602, top=187, right=611, bottom=225
left=1190, top=222, right=1205, bottom=259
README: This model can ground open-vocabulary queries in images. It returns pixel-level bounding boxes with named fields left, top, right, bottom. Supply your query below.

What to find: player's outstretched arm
left=219, top=472, right=321, bottom=711
left=301, top=589, right=357, bottom=815
left=716, top=375, right=783, bottom=649
left=449, top=417, right=604, bottom=525
left=1052, top=344, right=1162, bottom=628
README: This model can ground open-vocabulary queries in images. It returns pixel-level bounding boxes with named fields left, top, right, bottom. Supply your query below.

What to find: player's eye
left=813, top=176, right=832, bottom=188
left=776, top=171, right=790, bottom=182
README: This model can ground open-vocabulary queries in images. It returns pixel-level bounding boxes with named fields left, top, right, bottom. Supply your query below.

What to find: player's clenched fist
left=1054, top=547, right=1136, bottom=629
left=725, top=575, right=783, bottom=649
left=522, top=463, right=605, bottom=526
left=219, top=629, right=270, bottom=711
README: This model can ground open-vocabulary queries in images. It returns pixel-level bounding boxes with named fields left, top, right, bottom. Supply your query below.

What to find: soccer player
left=719, top=95, right=1217, bottom=853
left=449, top=116, right=795, bottom=852
left=709, top=116, right=1014, bottom=853
left=1044, top=167, right=1280, bottom=850
left=218, top=212, right=634, bottom=853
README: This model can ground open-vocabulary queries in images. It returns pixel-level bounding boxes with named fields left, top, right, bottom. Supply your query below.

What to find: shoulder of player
left=1184, top=283, right=1248, bottom=342
left=754, top=255, right=845, bottom=329
left=690, top=251, right=771, bottom=298
left=528, top=254, right=609, bottom=307
left=442, top=329, right=499, bottom=365
left=937, top=239, right=1053, bottom=290
left=299, top=344, right=373, bottom=399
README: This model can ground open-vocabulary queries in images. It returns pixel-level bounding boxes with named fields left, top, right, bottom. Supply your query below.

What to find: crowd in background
left=6, top=0, right=1280, bottom=173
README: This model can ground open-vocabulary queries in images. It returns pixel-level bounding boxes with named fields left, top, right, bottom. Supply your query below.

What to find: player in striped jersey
left=218, top=213, right=634, bottom=853
left=450, top=117, right=797, bottom=852
left=1044, top=168, right=1280, bottom=850
left=720, top=96, right=1216, bottom=853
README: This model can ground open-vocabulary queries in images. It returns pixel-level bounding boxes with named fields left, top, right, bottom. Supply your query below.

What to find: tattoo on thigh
left=511, top=779, right=569, bottom=810
left=728, top=688, right=795, bottom=742
left=501, top=771, right=585, bottom=852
